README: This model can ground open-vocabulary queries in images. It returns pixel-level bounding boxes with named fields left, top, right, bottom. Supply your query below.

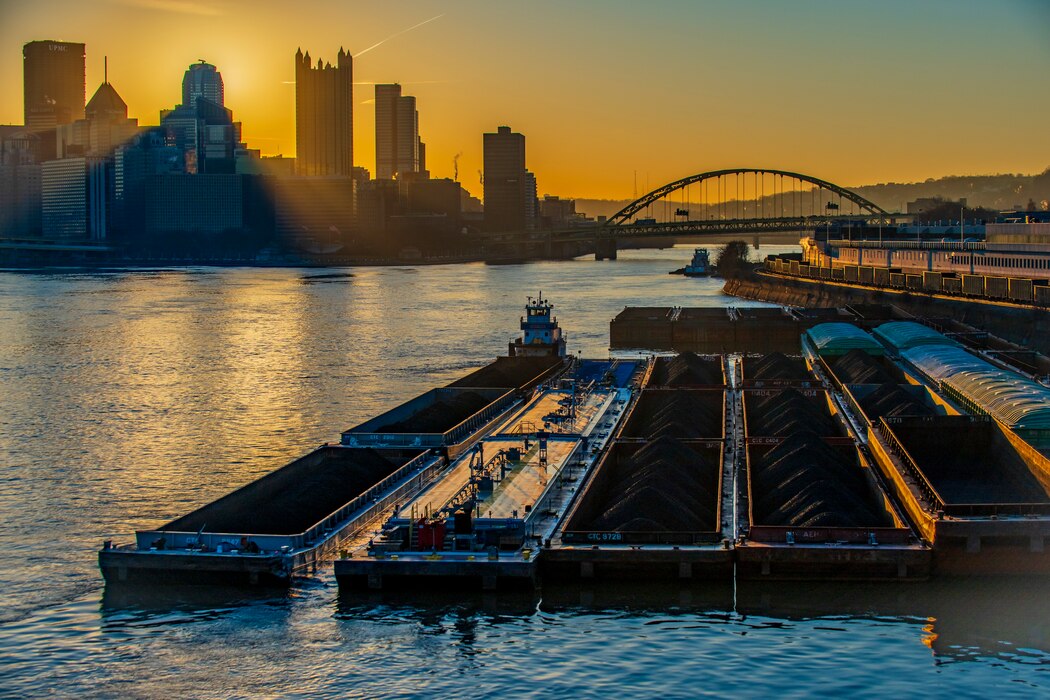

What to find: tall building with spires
left=294, top=48, right=353, bottom=176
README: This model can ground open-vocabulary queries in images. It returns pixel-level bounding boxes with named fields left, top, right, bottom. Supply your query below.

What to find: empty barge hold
left=99, top=446, right=442, bottom=585
left=447, top=355, right=565, bottom=392
left=341, top=387, right=517, bottom=457
left=869, top=415, right=1050, bottom=574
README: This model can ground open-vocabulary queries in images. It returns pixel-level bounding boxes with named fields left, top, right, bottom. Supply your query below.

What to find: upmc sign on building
left=23, top=39, right=86, bottom=130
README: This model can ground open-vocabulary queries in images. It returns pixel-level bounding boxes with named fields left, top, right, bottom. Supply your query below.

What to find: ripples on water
left=0, top=247, right=1047, bottom=697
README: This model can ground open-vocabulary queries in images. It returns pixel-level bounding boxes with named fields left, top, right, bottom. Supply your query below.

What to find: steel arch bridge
left=604, top=168, right=887, bottom=229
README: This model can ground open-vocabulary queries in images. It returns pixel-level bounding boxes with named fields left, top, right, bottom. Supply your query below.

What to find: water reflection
left=735, top=576, right=1050, bottom=660
left=332, top=575, right=1050, bottom=667
left=100, top=582, right=290, bottom=619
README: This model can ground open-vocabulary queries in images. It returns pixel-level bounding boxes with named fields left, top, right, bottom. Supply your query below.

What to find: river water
left=1, top=245, right=1047, bottom=697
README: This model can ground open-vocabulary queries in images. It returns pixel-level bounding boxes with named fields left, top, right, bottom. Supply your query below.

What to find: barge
left=334, top=297, right=646, bottom=590
left=803, top=320, right=1050, bottom=574
left=100, top=298, right=573, bottom=587
left=735, top=362, right=929, bottom=580
left=869, top=415, right=1050, bottom=574
left=334, top=371, right=637, bottom=590
left=100, top=446, right=444, bottom=585
left=102, top=297, right=1050, bottom=590
left=543, top=354, right=734, bottom=583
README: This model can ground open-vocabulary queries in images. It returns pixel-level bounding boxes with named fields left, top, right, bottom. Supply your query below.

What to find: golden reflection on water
left=921, top=618, right=938, bottom=649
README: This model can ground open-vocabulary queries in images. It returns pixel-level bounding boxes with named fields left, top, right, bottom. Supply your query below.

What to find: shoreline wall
left=724, top=274, right=1050, bottom=354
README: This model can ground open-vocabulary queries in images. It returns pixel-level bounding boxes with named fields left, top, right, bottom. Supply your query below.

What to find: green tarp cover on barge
left=804, top=323, right=884, bottom=357
left=903, top=346, right=1050, bottom=431
left=873, top=321, right=960, bottom=352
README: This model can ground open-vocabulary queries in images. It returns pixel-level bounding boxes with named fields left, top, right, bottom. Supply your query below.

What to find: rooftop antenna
left=104, top=56, right=107, bottom=84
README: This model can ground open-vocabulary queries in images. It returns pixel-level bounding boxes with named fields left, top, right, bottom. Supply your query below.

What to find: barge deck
left=335, top=373, right=636, bottom=590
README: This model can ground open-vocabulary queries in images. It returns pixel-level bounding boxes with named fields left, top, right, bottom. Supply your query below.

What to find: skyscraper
left=182, top=61, right=224, bottom=107
left=294, top=48, right=353, bottom=176
left=160, top=97, right=250, bottom=175
left=375, top=83, right=424, bottom=180
left=41, top=156, right=107, bottom=241
left=483, top=126, right=527, bottom=232
left=23, top=40, right=86, bottom=131
left=57, top=77, right=139, bottom=158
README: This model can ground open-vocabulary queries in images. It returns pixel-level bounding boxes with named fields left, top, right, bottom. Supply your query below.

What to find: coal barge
left=99, top=298, right=569, bottom=586
left=101, top=299, right=1050, bottom=589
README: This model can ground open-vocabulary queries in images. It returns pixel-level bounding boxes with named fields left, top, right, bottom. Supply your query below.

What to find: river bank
left=724, top=272, right=1050, bottom=353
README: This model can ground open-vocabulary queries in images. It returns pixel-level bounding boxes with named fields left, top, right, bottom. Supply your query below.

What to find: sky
left=0, top=0, right=1048, bottom=200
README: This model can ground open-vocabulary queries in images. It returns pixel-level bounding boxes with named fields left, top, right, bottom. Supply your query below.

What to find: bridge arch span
left=605, top=168, right=887, bottom=227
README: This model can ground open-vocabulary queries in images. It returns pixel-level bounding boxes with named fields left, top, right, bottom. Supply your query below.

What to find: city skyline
left=0, top=0, right=1048, bottom=200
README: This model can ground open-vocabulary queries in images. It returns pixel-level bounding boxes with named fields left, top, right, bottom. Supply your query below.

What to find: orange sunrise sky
left=1, top=0, right=1048, bottom=199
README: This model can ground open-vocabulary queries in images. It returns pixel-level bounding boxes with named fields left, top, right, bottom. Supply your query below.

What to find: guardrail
left=137, top=452, right=446, bottom=552
left=827, top=239, right=987, bottom=251
left=874, top=419, right=947, bottom=512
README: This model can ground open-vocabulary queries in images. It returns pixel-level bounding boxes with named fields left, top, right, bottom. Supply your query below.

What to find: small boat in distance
left=670, top=248, right=712, bottom=277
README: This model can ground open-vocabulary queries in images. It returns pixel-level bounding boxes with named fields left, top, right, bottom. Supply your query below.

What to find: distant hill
left=854, top=171, right=1050, bottom=212
left=574, top=169, right=1050, bottom=219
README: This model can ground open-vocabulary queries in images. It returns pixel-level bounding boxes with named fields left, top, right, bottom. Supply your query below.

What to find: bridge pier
left=595, top=237, right=618, bottom=261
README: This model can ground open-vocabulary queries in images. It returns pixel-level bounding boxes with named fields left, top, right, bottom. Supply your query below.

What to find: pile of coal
left=584, top=437, right=720, bottom=533
left=747, top=389, right=839, bottom=437
left=651, top=353, right=723, bottom=386
left=746, top=353, right=810, bottom=382
left=858, top=384, right=933, bottom=419
left=831, top=349, right=898, bottom=385
left=377, top=392, right=491, bottom=433
left=449, top=357, right=560, bottom=389
left=623, top=390, right=722, bottom=439
left=751, top=430, right=890, bottom=528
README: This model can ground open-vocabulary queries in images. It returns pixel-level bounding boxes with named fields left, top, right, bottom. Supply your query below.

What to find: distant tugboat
left=509, top=292, right=567, bottom=357
left=670, top=248, right=712, bottom=277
